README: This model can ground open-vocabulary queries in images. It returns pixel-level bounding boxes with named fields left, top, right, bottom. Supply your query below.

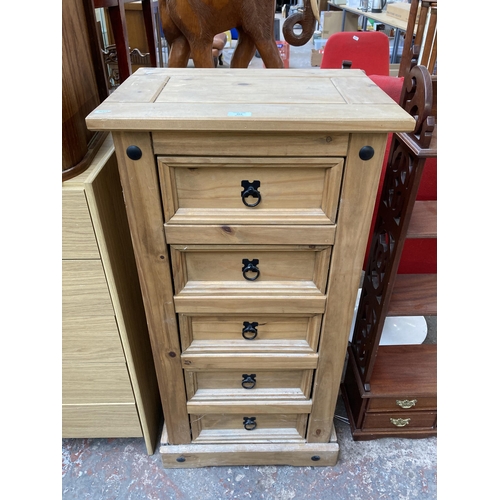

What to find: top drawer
left=158, top=157, right=344, bottom=226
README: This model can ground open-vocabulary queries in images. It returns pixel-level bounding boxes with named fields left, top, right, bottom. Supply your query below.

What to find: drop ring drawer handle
left=396, top=399, right=417, bottom=409
left=241, top=180, right=261, bottom=207
left=390, top=417, right=411, bottom=427
left=242, top=259, right=260, bottom=281
left=241, top=374, right=257, bottom=389
left=242, top=321, right=258, bottom=340
left=243, top=416, right=257, bottom=431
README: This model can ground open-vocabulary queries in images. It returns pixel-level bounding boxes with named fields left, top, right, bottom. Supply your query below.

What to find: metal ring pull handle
left=242, top=321, right=258, bottom=340
left=243, top=416, right=257, bottom=431
left=241, top=374, right=256, bottom=389
left=242, top=259, right=260, bottom=281
left=241, top=180, right=261, bottom=207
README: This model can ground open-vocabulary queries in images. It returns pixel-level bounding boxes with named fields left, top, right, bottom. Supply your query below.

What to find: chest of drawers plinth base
left=159, top=423, right=339, bottom=468
left=86, top=68, right=415, bottom=467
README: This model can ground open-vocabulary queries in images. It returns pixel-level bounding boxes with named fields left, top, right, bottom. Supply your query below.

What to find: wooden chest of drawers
left=86, top=68, right=414, bottom=467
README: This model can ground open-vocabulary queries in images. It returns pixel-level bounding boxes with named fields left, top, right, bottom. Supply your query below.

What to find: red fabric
left=320, top=31, right=390, bottom=76
left=369, top=74, right=404, bottom=102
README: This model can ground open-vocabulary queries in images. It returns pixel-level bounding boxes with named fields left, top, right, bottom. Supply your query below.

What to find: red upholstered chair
left=320, top=31, right=391, bottom=76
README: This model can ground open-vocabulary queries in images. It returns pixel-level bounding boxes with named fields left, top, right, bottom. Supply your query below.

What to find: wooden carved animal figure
left=160, top=0, right=320, bottom=68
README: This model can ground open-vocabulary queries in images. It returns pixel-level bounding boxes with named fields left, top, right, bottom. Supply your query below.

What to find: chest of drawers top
left=86, top=68, right=414, bottom=133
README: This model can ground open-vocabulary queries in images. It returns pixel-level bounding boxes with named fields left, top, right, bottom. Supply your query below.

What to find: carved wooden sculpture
left=160, top=0, right=320, bottom=68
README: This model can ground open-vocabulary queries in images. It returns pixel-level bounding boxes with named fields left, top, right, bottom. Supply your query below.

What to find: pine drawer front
left=170, top=245, right=332, bottom=296
left=158, top=157, right=344, bottom=226
left=367, top=397, right=437, bottom=412
left=178, top=314, right=322, bottom=353
left=190, top=413, right=309, bottom=444
left=185, top=369, right=314, bottom=403
left=362, top=411, right=437, bottom=431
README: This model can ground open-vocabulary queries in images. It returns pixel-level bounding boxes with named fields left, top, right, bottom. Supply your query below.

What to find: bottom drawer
left=191, top=413, right=308, bottom=444
left=62, top=404, right=142, bottom=437
left=363, top=411, right=437, bottom=431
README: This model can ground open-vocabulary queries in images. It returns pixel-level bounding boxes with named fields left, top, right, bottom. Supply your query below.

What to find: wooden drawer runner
left=170, top=245, right=331, bottom=295
left=185, top=369, right=314, bottom=402
left=158, top=156, right=344, bottom=225
left=362, top=411, right=437, bottom=431
left=190, top=413, right=309, bottom=444
left=367, top=396, right=437, bottom=412
left=178, top=314, right=322, bottom=353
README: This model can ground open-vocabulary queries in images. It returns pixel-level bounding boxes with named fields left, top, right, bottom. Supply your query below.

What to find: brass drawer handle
left=242, top=259, right=260, bottom=281
left=390, top=417, right=411, bottom=427
left=243, top=416, right=257, bottom=431
left=396, top=399, right=417, bottom=409
left=241, top=180, right=261, bottom=207
left=242, top=321, right=258, bottom=340
left=242, top=374, right=256, bottom=389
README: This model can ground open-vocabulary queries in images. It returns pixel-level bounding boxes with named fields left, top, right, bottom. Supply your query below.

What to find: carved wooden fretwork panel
left=349, top=65, right=435, bottom=389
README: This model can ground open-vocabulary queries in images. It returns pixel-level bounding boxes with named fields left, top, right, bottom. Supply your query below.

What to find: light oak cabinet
left=62, top=136, right=161, bottom=454
left=86, top=68, right=414, bottom=467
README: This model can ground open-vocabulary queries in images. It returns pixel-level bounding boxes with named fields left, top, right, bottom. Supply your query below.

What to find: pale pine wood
left=185, top=370, right=313, bottom=401
left=167, top=208, right=333, bottom=226
left=86, top=68, right=414, bottom=466
left=86, top=68, right=416, bottom=133
left=170, top=245, right=331, bottom=294
left=174, top=294, right=326, bottom=315
left=306, top=133, right=388, bottom=443
left=178, top=314, right=322, bottom=354
left=158, top=156, right=343, bottom=222
left=187, top=402, right=312, bottom=414
left=62, top=404, right=142, bottom=438
left=181, top=353, right=318, bottom=371
left=62, top=189, right=100, bottom=259
left=165, top=225, right=336, bottom=245
left=154, top=131, right=349, bottom=157
left=111, top=131, right=191, bottom=445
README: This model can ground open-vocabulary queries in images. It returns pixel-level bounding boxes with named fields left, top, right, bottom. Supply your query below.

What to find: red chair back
left=320, top=31, right=390, bottom=76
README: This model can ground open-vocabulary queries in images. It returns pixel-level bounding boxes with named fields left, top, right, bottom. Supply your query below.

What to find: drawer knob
left=242, top=259, right=260, bottom=281
left=126, top=145, right=142, bottom=160
left=396, top=399, right=417, bottom=409
left=241, top=180, right=262, bottom=207
left=243, top=416, right=257, bottom=431
left=242, top=321, right=258, bottom=340
left=242, top=374, right=257, bottom=389
left=359, top=145, right=375, bottom=161
left=390, top=417, right=411, bottom=427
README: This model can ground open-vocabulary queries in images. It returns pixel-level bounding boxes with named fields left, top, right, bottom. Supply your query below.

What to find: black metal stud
left=176, top=457, right=186, bottom=463
left=359, top=146, right=375, bottom=161
left=311, top=456, right=321, bottom=461
left=126, top=145, right=142, bottom=160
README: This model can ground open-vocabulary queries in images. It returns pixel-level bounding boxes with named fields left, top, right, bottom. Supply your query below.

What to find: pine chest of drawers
left=86, top=68, right=414, bottom=467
